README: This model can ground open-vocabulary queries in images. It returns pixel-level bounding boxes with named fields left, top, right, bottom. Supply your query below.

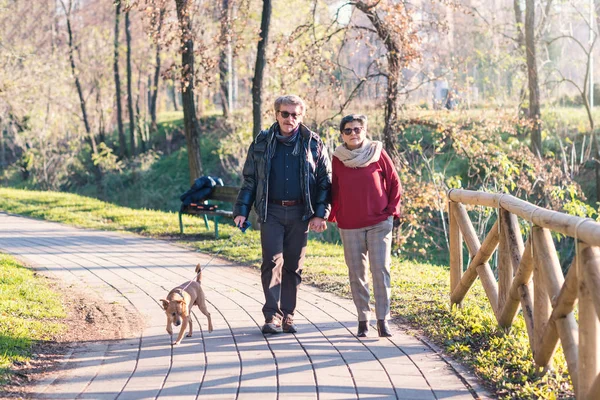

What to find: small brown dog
left=160, top=264, right=213, bottom=345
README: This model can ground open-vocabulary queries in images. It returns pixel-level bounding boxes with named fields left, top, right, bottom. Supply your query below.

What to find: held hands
left=309, top=217, right=327, bottom=233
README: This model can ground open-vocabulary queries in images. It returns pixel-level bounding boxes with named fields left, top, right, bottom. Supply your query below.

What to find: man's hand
left=309, top=217, right=327, bottom=233
left=234, top=215, right=246, bottom=228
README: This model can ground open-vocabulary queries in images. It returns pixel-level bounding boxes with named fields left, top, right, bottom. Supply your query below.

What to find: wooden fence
left=447, top=189, right=600, bottom=399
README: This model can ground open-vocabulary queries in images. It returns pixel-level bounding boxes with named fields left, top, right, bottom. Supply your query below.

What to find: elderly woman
left=329, top=114, right=402, bottom=337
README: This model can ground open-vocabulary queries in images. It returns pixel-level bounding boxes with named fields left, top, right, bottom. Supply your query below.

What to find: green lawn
left=0, top=187, right=572, bottom=398
left=0, top=254, right=66, bottom=383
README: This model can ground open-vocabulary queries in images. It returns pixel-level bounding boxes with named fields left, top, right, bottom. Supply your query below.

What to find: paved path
left=0, top=212, right=490, bottom=399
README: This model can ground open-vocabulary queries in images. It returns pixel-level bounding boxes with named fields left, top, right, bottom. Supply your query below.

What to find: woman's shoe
left=357, top=321, right=369, bottom=337
left=377, top=320, right=392, bottom=337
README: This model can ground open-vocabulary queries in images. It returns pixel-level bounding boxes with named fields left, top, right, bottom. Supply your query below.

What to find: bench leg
left=179, top=212, right=184, bottom=234
left=203, top=214, right=210, bottom=230
left=214, top=216, right=220, bottom=239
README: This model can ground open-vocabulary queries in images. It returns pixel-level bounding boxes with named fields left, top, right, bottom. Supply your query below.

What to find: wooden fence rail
left=447, top=189, right=600, bottom=399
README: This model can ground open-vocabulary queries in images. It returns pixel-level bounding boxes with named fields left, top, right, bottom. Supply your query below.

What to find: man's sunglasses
left=278, top=110, right=301, bottom=119
left=342, top=127, right=364, bottom=135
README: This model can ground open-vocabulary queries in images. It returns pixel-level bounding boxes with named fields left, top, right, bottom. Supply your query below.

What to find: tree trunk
left=525, top=0, right=542, bottom=158
left=383, top=56, right=400, bottom=163
left=0, top=127, right=5, bottom=169
left=136, top=74, right=147, bottom=153
left=171, top=82, right=179, bottom=111
left=251, top=0, right=272, bottom=138
left=113, top=1, right=126, bottom=158
left=174, top=0, right=203, bottom=184
left=96, top=81, right=106, bottom=144
left=60, top=0, right=101, bottom=190
left=150, top=7, right=164, bottom=133
left=355, top=1, right=401, bottom=163
left=62, top=0, right=97, bottom=155
left=514, top=0, right=525, bottom=48
left=126, top=9, right=136, bottom=157
left=219, top=0, right=232, bottom=119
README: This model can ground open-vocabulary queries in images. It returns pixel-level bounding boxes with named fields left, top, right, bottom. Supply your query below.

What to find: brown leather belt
left=269, top=199, right=302, bottom=206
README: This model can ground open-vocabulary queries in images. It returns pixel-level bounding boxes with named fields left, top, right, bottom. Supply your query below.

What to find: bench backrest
left=207, top=186, right=240, bottom=203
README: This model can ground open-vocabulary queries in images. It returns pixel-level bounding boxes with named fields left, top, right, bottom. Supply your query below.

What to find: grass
left=0, top=254, right=66, bottom=383
left=0, top=187, right=573, bottom=398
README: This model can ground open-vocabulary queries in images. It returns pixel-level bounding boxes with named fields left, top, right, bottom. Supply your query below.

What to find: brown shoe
left=282, top=315, right=297, bottom=333
left=262, top=315, right=282, bottom=334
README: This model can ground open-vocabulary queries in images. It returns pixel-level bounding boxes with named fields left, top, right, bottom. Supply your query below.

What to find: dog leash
left=180, top=220, right=252, bottom=291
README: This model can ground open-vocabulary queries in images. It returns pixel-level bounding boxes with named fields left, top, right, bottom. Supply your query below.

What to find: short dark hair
left=340, top=114, right=367, bottom=133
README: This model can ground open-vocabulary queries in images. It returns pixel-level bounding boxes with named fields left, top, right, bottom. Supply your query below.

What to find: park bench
left=179, top=185, right=240, bottom=238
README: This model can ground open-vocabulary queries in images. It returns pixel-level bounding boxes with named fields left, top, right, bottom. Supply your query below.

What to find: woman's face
left=341, top=120, right=366, bottom=150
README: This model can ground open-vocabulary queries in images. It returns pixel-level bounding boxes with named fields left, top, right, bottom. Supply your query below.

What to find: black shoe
left=262, top=316, right=282, bottom=334
left=282, top=315, right=297, bottom=333
left=357, top=321, right=369, bottom=337
left=377, top=320, right=392, bottom=337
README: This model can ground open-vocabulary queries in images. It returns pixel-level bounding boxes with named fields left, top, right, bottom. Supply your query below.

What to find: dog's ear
left=160, top=299, right=169, bottom=310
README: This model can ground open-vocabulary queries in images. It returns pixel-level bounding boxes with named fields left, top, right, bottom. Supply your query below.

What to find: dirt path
left=1, top=279, right=143, bottom=399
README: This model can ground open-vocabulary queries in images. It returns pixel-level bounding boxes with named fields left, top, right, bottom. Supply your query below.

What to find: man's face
left=275, top=104, right=303, bottom=136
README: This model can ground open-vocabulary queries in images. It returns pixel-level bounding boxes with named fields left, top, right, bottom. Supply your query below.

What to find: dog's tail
left=195, top=263, right=202, bottom=282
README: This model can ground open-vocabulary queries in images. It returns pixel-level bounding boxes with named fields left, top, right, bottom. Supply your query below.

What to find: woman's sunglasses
left=342, top=127, right=364, bottom=135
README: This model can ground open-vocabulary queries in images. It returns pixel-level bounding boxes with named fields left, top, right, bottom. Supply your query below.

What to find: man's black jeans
left=260, top=203, right=309, bottom=321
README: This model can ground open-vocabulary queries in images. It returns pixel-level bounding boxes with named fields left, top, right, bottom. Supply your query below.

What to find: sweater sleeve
left=380, top=149, right=402, bottom=218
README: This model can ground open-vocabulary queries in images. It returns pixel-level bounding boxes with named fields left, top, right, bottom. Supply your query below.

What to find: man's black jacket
left=234, top=122, right=331, bottom=222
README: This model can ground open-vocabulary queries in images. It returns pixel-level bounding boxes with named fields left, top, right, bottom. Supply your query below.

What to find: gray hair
left=274, top=95, right=306, bottom=114
left=340, top=114, right=367, bottom=132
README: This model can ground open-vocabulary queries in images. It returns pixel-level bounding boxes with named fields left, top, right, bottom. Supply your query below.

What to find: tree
left=251, top=0, right=272, bottom=138
left=125, top=6, right=136, bottom=156
left=525, top=0, right=542, bottom=158
left=61, top=0, right=98, bottom=157
left=148, top=2, right=165, bottom=132
left=113, top=1, right=126, bottom=158
left=0, top=125, right=5, bottom=170
left=219, top=0, right=233, bottom=119
left=174, top=0, right=203, bottom=183
left=352, top=0, right=420, bottom=162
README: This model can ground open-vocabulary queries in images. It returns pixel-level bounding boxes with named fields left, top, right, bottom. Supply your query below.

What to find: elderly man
left=234, top=95, right=331, bottom=334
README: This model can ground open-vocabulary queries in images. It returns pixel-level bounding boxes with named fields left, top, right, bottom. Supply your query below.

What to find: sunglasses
left=342, top=127, right=364, bottom=135
left=278, top=110, right=301, bottom=119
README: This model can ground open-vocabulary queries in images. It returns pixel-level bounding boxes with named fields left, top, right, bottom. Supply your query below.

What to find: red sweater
left=329, top=149, right=402, bottom=229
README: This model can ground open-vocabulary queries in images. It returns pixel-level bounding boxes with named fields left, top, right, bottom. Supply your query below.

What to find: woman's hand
left=309, top=217, right=327, bottom=233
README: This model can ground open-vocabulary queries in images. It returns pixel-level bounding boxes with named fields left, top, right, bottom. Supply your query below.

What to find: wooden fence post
left=532, top=226, right=558, bottom=368
left=548, top=257, right=579, bottom=392
left=449, top=201, right=463, bottom=299
left=498, top=209, right=518, bottom=314
left=498, top=236, right=532, bottom=333
left=579, top=244, right=600, bottom=399
left=533, top=229, right=579, bottom=381
left=450, top=203, right=499, bottom=313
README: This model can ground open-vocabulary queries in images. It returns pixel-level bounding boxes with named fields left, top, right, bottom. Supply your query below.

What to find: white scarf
left=333, top=139, right=383, bottom=168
